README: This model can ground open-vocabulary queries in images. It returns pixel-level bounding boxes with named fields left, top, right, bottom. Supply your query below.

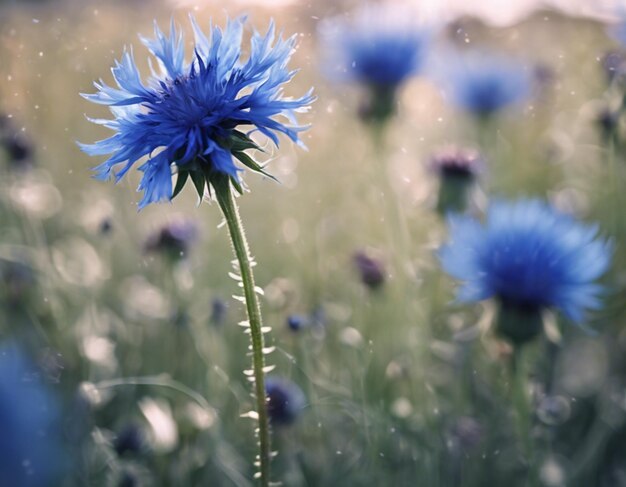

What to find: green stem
left=511, top=347, right=537, bottom=487
left=214, top=176, right=271, bottom=487
left=369, top=127, right=412, bottom=285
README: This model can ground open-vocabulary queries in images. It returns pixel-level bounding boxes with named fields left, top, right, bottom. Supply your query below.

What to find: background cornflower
left=143, top=220, right=198, bottom=260
left=80, top=16, right=314, bottom=208
left=601, top=50, right=626, bottom=83
left=428, top=146, right=482, bottom=215
left=434, top=50, right=531, bottom=120
left=265, top=376, right=306, bottom=426
left=0, top=343, right=63, bottom=487
left=318, top=4, right=431, bottom=124
left=353, top=249, right=386, bottom=290
left=439, top=199, right=611, bottom=344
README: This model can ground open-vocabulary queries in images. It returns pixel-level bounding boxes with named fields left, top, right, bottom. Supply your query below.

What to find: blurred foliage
left=1, top=1, right=626, bottom=486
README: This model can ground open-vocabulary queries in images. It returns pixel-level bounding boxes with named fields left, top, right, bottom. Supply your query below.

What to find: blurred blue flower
left=80, top=16, right=314, bottom=208
left=286, top=314, right=308, bottom=332
left=319, top=6, right=430, bottom=89
left=0, top=343, right=62, bottom=486
left=439, top=199, right=612, bottom=324
left=319, top=5, right=430, bottom=123
left=265, top=376, right=306, bottom=426
left=437, top=51, right=531, bottom=118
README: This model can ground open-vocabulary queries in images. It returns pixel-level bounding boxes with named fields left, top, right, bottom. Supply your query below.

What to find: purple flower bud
left=353, top=250, right=386, bottom=290
left=286, top=314, right=308, bottom=332
left=144, top=220, right=197, bottom=259
left=114, top=424, right=145, bottom=456
left=429, top=146, right=483, bottom=180
left=429, top=146, right=482, bottom=214
left=601, top=50, right=626, bottom=83
left=449, top=416, right=483, bottom=452
left=210, top=297, right=228, bottom=326
left=265, top=376, right=306, bottom=426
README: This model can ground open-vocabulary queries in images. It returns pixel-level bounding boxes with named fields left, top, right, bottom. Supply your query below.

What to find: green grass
left=1, top=2, right=626, bottom=486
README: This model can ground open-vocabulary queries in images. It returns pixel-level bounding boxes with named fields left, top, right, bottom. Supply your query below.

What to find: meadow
left=0, top=1, right=625, bottom=486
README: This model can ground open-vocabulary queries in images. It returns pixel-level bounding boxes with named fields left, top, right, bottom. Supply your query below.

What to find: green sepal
left=229, top=130, right=264, bottom=153
left=200, top=163, right=214, bottom=200
left=171, top=170, right=189, bottom=200
left=233, top=151, right=279, bottom=183
left=190, top=170, right=206, bottom=199
left=229, top=176, right=244, bottom=195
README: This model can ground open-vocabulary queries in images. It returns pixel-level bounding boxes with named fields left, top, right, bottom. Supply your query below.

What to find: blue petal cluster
left=439, top=199, right=612, bottom=322
left=265, top=376, right=306, bottom=425
left=439, top=51, right=531, bottom=117
left=319, top=6, right=430, bottom=88
left=0, top=344, right=62, bottom=486
left=80, top=17, right=314, bottom=208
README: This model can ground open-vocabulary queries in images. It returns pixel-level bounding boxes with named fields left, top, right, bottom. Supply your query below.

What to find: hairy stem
left=214, top=175, right=271, bottom=487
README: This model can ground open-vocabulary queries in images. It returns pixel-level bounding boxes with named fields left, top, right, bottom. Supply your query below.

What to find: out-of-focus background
left=1, top=0, right=626, bottom=486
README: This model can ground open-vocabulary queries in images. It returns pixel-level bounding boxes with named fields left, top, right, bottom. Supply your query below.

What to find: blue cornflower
left=439, top=199, right=611, bottom=341
left=0, top=343, right=63, bottom=486
left=80, top=16, right=314, bottom=208
left=265, top=376, right=306, bottom=426
left=319, top=5, right=430, bottom=122
left=436, top=51, right=531, bottom=118
left=319, top=6, right=429, bottom=88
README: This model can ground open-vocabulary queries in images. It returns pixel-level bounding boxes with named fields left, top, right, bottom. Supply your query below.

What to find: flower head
left=436, top=50, right=531, bottom=118
left=0, top=343, right=63, bottom=486
left=439, top=199, right=612, bottom=324
left=601, top=50, right=626, bottom=83
left=319, top=5, right=430, bottom=89
left=143, top=220, right=198, bottom=259
left=80, top=16, right=313, bottom=208
left=265, top=376, right=306, bottom=425
left=353, top=249, right=386, bottom=290
left=429, top=146, right=482, bottom=215
left=0, top=115, right=34, bottom=170
left=429, top=146, right=483, bottom=179
left=114, top=423, right=146, bottom=456
left=286, top=314, right=308, bottom=332
left=0, top=258, right=36, bottom=306
left=319, top=5, right=430, bottom=123
left=209, top=296, right=228, bottom=326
